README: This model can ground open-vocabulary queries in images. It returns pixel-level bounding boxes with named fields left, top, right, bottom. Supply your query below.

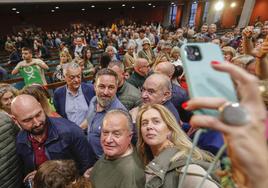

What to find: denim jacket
left=16, top=117, right=96, bottom=176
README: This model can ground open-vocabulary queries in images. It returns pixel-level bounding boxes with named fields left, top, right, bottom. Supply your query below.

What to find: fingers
left=190, top=114, right=231, bottom=134
left=211, top=62, right=263, bottom=102
left=212, top=62, right=257, bottom=86
left=185, top=97, right=227, bottom=111
left=23, top=170, right=37, bottom=182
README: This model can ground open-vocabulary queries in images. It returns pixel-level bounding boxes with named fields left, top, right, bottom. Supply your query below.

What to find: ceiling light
left=108, top=7, right=112, bottom=10
left=55, top=6, right=59, bottom=9
left=171, top=2, right=174, bottom=5
left=81, top=8, right=85, bottom=11
left=16, top=11, right=20, bottom=14
left=132, top=6, right=135, bottom=9
left=12, top=8, right=16, bottom=11
left=148, top=3, right=152, bottom=6
left=122, top=4, right=125, bottom=7
left=91, top=5, right=95, bottom=8
left=230, top=2, right=236, bottom=8
left=51, top=9, right=55, bottom=12
left=215, top=1, right=224, bottom=11
left=153, top=5, right=156, bottom=8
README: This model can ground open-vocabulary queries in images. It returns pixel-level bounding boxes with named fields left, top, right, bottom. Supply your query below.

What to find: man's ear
left=129, top=131, right=134, bottom=139
left=163, top=90, right=172, bottom=102
left=11, top=115, right=19, bottom=126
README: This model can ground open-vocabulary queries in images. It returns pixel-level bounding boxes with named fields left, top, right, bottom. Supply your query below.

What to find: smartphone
left=180, top=43, right=237, bottom=116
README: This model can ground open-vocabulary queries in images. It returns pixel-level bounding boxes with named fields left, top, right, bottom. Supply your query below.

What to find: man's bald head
left=154, top=61, right=175, bottom=78
left=141, top=73, right=172, bottom=104
left=146, top=73, right=172, bottom=91
left=11, top=94, right=46, bottom=135
left=11, top=94, right=41, bottom=116
left=134, top=58, right=150, bottom=77
left=134, top=58, right=149, bottom=68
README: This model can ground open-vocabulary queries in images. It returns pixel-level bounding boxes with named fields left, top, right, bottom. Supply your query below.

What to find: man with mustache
left=11, top=95, right=95, bottom=184
left=80, top=68, right=127, bottom=159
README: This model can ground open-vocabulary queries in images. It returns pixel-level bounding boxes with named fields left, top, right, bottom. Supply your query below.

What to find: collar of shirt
left=66, top=85, right=82, bottom=97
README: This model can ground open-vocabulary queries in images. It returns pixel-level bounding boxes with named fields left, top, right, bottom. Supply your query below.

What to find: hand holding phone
left=180, top=43, right=237, bottom=116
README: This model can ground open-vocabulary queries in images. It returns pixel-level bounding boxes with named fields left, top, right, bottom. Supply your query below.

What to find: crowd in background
left=0, top=19, right=268, bottom=188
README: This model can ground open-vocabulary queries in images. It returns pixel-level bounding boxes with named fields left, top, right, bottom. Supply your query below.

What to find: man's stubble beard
left=97, top=96, right=115, bottom=108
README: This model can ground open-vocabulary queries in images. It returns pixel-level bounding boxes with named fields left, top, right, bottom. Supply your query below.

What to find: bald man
left=154, top=62, right=192, bottom=122
left=12, top=95, right=95, bottom=182
left=130, top=73, right=180, bottom=123
left=127, top=58, right=150, bottom=89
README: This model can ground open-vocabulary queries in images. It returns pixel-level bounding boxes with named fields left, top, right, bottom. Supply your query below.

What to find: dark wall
left=0, top=6, right=167, bottom=35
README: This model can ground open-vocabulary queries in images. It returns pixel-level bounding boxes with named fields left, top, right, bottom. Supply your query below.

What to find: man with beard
left=80, top=68, right=127, bottom=159
left=11, top=95, right=95, bottom=184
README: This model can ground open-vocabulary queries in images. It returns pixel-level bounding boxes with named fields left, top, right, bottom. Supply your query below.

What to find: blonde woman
left=136, top=104, right=218, bottom=188
left=53, top=51, right=72, bottom=82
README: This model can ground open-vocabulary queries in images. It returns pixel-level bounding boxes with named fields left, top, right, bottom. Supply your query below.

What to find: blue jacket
left=190, top=130, right=225, bottom=156
left=171, top=83, right=193, bottom=122
left=53, top=83, right=95, bottom=119
left=16, top=117, right=96, bottom=176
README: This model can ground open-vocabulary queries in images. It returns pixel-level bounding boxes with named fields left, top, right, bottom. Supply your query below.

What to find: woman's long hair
left=136, top=104, right=214, bottom=165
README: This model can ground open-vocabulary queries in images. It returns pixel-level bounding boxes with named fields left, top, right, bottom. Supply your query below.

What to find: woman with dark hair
left=99, top=52, right=111, bottom=69
left=82, top=47, right=95, bottom=76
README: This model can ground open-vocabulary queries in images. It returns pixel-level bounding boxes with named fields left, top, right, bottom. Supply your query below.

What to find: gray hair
left=126, top=42, right=136, bottom=50
left=108, top=60, right=125, bottom=71
left=105, top=45, right=117, bottom=53
left=63, top=62, right=81, bottom=76
left=103, top=109, right=133, bottom=132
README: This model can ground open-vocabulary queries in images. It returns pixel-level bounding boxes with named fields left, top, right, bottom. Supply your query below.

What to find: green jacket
left=127, top=71, right=147, bottom=89
left=0, top=112, right=23, bottom=188
left=145, top=148, right=219, bottom=188
left=117, top=81, right=142, bottom=111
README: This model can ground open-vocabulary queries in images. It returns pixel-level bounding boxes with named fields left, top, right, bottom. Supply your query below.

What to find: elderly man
left=108, top=61, right=141, bottom=110
left=12, top=95, right=95, bottom=182
left=90, top=109, right=145, bottom=188
left=130, top=73, right=180, bottom=123
left=80, top=68, right=126, bottom=159
left=154, top=61, right=192, bottom=122
left=105, top=45, right=118, bottom=61
left=11, top=47, right=49, bottom=86
left=127, top=58, right=150, bottom=89
left=204, top=24, right=217, bottom=41
left=53, top=62, right=95, bottom=126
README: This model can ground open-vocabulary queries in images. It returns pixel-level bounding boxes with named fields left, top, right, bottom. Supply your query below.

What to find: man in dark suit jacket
left=53, top=63, right=95, bottom=126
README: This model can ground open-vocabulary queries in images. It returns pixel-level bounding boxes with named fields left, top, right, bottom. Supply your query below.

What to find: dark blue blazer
left=16, top=117, right=97, bottom=176
left=53, top=83, right=95, bottom=119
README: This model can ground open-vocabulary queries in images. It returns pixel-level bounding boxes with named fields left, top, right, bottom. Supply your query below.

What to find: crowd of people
left=0, top=20, right=268, bottom=188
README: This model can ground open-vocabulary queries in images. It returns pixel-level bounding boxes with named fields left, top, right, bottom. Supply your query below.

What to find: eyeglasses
left=140, top=87, right=156, bottom=95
